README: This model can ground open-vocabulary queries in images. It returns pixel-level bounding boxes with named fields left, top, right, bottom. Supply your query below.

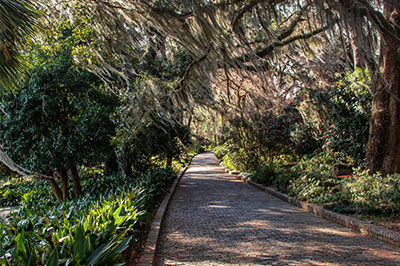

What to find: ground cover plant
left=0, top=168, right=177, bottom=265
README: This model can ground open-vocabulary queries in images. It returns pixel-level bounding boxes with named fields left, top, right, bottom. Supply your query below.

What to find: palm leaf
left=0, top=0, right=37, bottom=90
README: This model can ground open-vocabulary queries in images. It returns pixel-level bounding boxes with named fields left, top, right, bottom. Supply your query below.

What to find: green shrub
left=0, top=178, right=52, bottom=207
left=220, top=148, right=263, bottom=171
left=0, top=168, right=176, bottom=265
left=339, top=169, right=400, bottom=214
left=322, top=68, right=371, bottom=165
left=221, top=153, right=237, bottom=171
left=213, top=145, right=229, bottom=161
left=288, top=172, right=337, bottom=202
left=293, top=149, right=344, bottom=177
left=247, top=164, right=276, bottom=185
left=272, top=166, right=299, bottom=193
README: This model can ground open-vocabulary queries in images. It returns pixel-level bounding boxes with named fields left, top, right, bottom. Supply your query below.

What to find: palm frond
left=0, top=0, right=37, bottom=90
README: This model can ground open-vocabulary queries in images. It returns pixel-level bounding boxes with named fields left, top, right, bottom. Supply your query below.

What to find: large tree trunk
left=58, top=168, right=70, bottom=200
left=48, top=178, right=63, bottom=201
left=70, top=165, right=82, bottom=199
left=366, top=1, right=400, bottom=174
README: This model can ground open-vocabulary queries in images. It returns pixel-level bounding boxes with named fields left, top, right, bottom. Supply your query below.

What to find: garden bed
left=0, top=168, right=178, bottom=265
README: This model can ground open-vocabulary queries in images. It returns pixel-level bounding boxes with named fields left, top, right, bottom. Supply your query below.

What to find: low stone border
left=227, top=168, right=400, bottom=248
left=0, top=206, right=19, bottom=219
left=137, top=164, right=190, bottom=266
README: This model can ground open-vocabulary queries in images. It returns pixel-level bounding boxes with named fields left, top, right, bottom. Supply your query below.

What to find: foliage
left=331, top=169, right=400, bottom=215
left=0, top=166, right=16, bottom=181
left=217, top=105, right=316, bottom=171
left=0, top=0, right=37, bottom=89
left=0, top=168, right=176, bottom=265
left=0, top=178, right=51, bottom=207
left=293, top=150, right=344, bottom=178
left=213, top=144, right=228, bottom=161
left=220, top=149, right=248, bottom=171
left=239, top=149, right=400, bottom=215
left=119, top=117, right=191, bottom=171
left=288, top=172, right=337, bottom=202
left=0, top=40, right=118, bottom=174
left=319, top=69, right=371, bottom=165
left=247, top=164, right=276, bottom=186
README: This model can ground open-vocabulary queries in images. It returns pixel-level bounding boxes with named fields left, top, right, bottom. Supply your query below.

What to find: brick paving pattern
left=156, top=152, right=400, bottom=265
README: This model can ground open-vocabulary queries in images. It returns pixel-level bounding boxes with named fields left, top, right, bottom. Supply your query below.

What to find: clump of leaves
left=0, top=168, right=176, bottom=265
left=334, top=169, right=400, bottom=215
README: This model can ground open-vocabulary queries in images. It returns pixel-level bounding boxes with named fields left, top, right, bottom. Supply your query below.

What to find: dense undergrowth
left=0, top=167, right=179, bottom=265
left=215, top=146, right=400, bottom=216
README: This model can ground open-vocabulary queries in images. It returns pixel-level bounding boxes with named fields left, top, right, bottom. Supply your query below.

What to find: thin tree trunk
left=105, top=152, right=119, bottom=175
left=58, top=168, right=70, bottom=201
left=48, top=178, right=63, bottom=201
left=351, top=38, right=361, bottom=70
left=366, top=1, right=400, bottom=174
left=187, top=114, right=192, bottom=129
left=124, top=157, right=133, bottom=178
left=70, top=165, right=82, bottom=199
left=166, top=157, right=173, bottom=168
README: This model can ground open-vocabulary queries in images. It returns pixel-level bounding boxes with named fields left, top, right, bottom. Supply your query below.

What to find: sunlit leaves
left=0, top=0, right=37, bottom=90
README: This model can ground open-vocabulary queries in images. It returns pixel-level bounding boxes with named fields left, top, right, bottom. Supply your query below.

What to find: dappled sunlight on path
left=156, top=152, right=400, bottom=265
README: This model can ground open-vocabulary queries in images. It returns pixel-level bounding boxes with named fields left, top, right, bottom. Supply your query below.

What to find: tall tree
left=1, top=41, right=118, bottom=200
left=42, top=0, right=400, bottom=174
left=365, top=0, right=400, bottom=173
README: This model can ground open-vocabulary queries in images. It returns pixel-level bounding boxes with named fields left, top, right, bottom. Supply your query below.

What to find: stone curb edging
left=225, top=167, right=400, bottom=248
left=137, top=163, right=190, bottom=266
left=0, top=207, right=19, bottom=219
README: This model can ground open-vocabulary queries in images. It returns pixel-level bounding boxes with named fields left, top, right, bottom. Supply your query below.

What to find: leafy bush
left=242, top=151, right=400, bottom=216
left=296, top=68, right=371, bottom=164
left=337, top=169, right=400, bottom=214
left=0, top=178, right=52, bottom=207
left=272, top=166, right=299, bottom=193
left=220, top=149, right=251, bottom=171
left=213, top=145, right=228, bottom=161
left=247, top=164, right=276, bottom=185
left=288, top=172, right=337, bottom=202
left=0, top=168, right=176, bottom=265
left=293, top=149, right=344, bottom=177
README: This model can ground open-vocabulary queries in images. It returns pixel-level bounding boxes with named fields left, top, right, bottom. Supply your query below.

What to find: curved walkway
left=156, top=152, right=400, bottom=265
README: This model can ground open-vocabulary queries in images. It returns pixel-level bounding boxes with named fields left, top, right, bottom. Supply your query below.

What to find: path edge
left=137, top=161, right=191, bottom=266
left=222, top=164, right=400, bottom=248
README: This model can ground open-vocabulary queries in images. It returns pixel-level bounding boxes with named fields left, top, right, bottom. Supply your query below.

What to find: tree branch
left=177, top=53, right=208, bottom=90
left=276, top=4, right=309, bottom=41
left=340, top=0, right=398, bottom=42
left=232, top=0, right=287, bottom=31
left=256, top=23, right=332, bottom=58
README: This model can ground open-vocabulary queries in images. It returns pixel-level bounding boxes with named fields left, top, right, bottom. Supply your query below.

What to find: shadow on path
left=156, top=152, right=400, bottom=266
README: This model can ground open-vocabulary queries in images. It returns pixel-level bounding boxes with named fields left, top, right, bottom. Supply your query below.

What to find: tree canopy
left=2, top=0, right=400, bottom=174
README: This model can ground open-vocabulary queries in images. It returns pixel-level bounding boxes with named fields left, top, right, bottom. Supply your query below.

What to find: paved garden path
left=156, top=152, right=400, bottom=265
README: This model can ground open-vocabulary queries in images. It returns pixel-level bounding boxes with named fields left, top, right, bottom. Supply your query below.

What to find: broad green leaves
left=0, top=168, right=177, bottom=265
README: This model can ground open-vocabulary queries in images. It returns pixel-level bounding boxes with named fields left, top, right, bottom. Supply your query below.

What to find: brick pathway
left=156, top=152, right=400, bottom=265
